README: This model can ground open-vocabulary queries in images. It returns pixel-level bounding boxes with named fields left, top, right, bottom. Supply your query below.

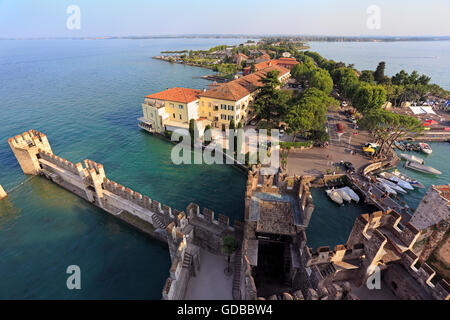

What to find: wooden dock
left=347, top=173, right=413, bottom=223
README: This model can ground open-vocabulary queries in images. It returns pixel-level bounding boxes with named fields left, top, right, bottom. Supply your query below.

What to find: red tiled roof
left=145, top=87, right=202, bottom=104
left=199, top=65, right=290, bottom=101
left=254, top=58, right=298, bottom=72
left=434, top=185, right=450, bottom=202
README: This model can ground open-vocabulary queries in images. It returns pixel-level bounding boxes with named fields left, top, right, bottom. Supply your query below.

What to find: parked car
left=343, top=161, right=355, bottom=173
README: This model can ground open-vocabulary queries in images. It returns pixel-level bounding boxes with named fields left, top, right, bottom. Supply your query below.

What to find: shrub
left=279, top=141, right=313, bottom=149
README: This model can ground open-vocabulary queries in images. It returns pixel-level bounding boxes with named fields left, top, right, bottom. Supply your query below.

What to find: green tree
left=189, top=119, right=197, bottom=146
left=352, top=82, right=387, bottom=113
left=289, top=88, right=338, bottom=134
left=360, top=70, right=375, bottom=83
left=222, top=235, right=237, bottom=274
left=331, top=67, right=359, bottom=99
left=286, top=108, right=314, bottom=141
left=253, top=70, right=291, bottom=123
left=309, top=68, right=333, bottom=94
left=359, top=110, right=422, bottom=156
left=204, top=124, right=212, bottom=145
left=374, top=61, right=386, bottom=83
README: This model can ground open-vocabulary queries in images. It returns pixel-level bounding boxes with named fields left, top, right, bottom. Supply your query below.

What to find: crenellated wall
left=8, top=129, right=242, bottom=300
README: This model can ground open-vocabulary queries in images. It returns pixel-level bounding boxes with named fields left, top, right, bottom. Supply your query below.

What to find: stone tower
left=8, top=130, right=53, bottom=175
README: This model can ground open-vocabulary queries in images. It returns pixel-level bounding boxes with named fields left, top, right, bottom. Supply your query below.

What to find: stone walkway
left=286, top=110, right=373, bottom=176
left=184, top=249, right=233, bottom=300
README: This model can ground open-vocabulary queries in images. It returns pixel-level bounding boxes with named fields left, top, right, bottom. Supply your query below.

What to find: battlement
left=8, top=130, right=51, bottom=151
left=186, top=202, right=233, bottom=230
left=39, top=150, right=81, bottom=176
left=401, top=250, right=450, bottom=300
left=306, top=243, right=365, bottom=266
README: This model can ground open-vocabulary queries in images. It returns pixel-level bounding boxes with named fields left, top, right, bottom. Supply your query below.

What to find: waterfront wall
left=8, top=130, right=243, bottom=300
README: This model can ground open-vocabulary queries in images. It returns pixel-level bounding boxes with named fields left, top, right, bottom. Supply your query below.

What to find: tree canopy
left=309, top=68, right=333, bottom=94
left=359, top=109, right=423, bottom=156
left=352, top=82, right=387, bottom=113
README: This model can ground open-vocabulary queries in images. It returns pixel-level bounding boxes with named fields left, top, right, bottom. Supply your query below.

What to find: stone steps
left=182, top=252, right=192, bottom=269
left=152, top=214, right=166, bottom=229
left=232, top=248, right=242, bottom=300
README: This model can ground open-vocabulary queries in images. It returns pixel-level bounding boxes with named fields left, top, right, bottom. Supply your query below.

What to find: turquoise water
left=308, top=41, right=450, bottom=90
left=306, top=188, right=376, bottom=251
left=307, top=142, right=450, bottom=251
left=0, top=39, right=248, bottom=299
left=0, top=39, right=449, bottom=299
left=394, top=142, right=450, bottom=209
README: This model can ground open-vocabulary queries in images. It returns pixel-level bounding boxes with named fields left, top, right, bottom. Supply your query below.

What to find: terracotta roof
left=434, top=185, right=450, bottom=202
left=199, top=65, right=289, bottom=101
left=253, top=58, right=298, bottom=72
left=145, top=87, right=201, bottom=104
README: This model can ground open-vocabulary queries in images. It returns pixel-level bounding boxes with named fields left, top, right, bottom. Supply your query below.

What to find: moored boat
left=394, top=141, right=405, bottom=151
left=326, top=189, right=343, bottom=204
left=391, top=170, right=425, bottom=188
left=335, top=188, right=351, bottom=202
left=419, top=143, right=432, bottom=155
left=400, top=153, right=425, bottom=164
left=404, top=161, right=442, bottom=175
left=341, top=186, right=360, bottom=202
left=379, top=172, right=414, bottom=190
left=376, top=182, right=397, bottom=195
left=376, top=177, right=407, bottom=194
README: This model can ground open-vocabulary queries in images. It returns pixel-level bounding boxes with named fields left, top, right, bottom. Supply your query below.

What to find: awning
left=363, top=147, right=375, bottom=153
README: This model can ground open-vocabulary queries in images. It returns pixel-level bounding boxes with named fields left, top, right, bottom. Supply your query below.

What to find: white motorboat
left=376, top=182, right=397, bottom=195
left=376, top=177, right=407, bottom=194
left=326, top=189, right=343, bottom=205
left=391, top=170, right=425, bottom=188
left=341, top=186, right=360, bottom=202
left=419, top=143, right=432, bottom=155
left=335, top=188, right=351, bottom=202
left=400, top=153, right=425, bottom=164
left=404, top=161, right=442, bottom=175
left=379, top=172, right=414, bottom=190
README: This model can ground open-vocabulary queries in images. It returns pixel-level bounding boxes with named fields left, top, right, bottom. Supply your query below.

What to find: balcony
left=144, top=98, right=164, bottom=108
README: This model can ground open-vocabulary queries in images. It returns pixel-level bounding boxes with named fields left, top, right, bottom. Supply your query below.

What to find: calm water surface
left=0, top=39, right=449, bottom=298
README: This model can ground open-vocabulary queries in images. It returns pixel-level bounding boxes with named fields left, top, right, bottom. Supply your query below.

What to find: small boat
left=394, top=141, right=405, bottom=151
left=379, top=172, right=414, bottom=190
left=326, top=189, right=343, bottom=204
left=376, top=177, right=407, bottom=194
left=341, top=186, right=360, bottom=202
left=400, top=153, right=425, bottom=164
left=405, top=161, right=442, bottom=175
left=419, top=143, right=432, bottom=155
left=335, top=188, right=352, bottom=202
left=376, top=182, right=397, bottom=195
left=391, top=170, right=425, bottom=188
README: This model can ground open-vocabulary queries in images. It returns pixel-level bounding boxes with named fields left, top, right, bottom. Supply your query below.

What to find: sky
left=0, top=0, right=449, bottom=38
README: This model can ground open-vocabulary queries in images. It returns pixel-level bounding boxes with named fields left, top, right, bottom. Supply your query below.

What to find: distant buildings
left=243, top=57, right=299, bottom=76
left=139, top=65, right=290, bottom=135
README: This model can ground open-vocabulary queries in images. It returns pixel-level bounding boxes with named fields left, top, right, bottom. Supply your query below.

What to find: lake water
left=308, top=41, right=450, bottom=90
left=0, top=39, right=448, bottom=298
left=0, top=38, right=248, bottom=299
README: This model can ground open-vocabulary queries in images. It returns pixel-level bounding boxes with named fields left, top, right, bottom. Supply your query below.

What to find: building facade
left=139, top=65, right=291, bottom=134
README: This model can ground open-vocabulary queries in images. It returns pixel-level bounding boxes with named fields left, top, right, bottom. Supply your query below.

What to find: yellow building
left=138, top=65, right=290, bottom=134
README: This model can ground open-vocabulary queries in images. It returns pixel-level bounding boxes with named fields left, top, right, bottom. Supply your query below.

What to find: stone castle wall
left=8, top=129, right=242, bottom=300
